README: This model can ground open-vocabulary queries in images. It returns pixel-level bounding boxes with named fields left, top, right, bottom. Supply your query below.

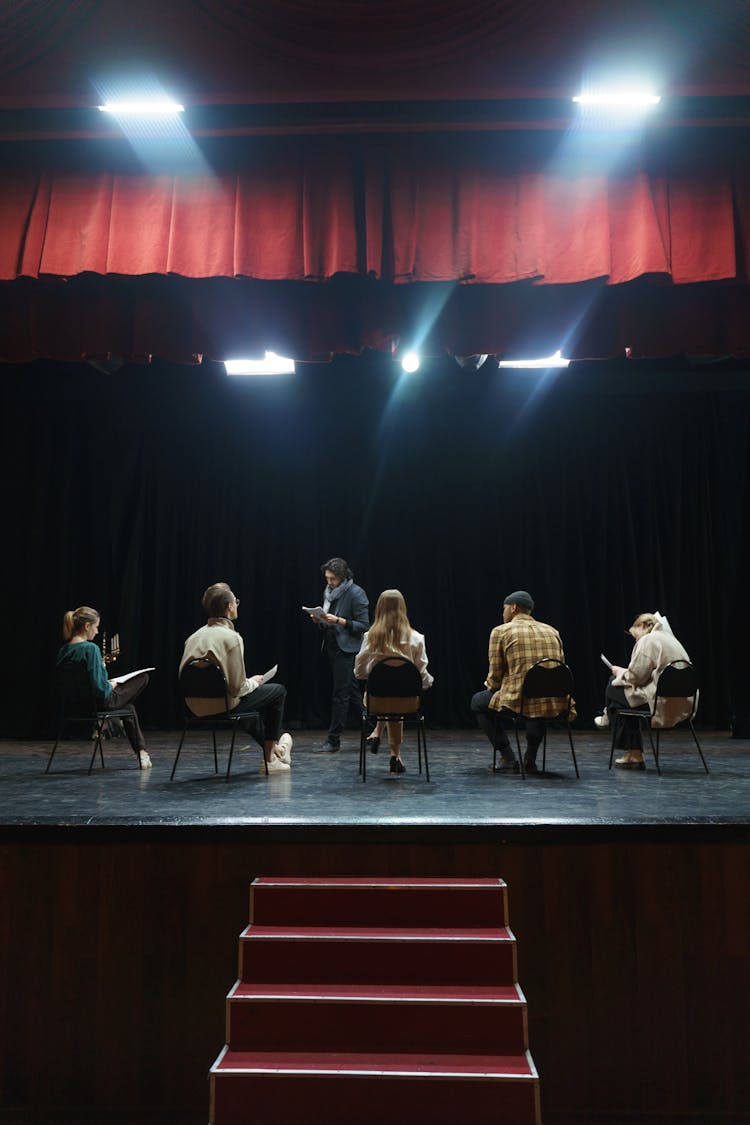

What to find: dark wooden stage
left=2, top=729, right=749, bottom=1124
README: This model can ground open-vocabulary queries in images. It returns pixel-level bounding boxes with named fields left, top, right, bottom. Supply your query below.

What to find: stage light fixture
left=454, top=354, right=489, bottom=370
left=573, top=90, right=660, bottom=108
left=400, top=352, right=421, bottom=373
left=498, top=350, right=570, bottom=369
left=224, top=353, right=295, bottom=376
left=98, top=99, right=184, bottom=116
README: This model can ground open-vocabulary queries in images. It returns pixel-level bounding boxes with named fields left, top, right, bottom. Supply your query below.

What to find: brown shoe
left=615, top=753, right=645, bottom=771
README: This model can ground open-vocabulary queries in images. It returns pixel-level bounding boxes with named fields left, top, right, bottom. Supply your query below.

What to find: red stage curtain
left=1, top=137, right=748, bottom=286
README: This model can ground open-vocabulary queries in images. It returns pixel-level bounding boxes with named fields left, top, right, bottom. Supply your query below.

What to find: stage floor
left=1, top=728, right=747, bottom=837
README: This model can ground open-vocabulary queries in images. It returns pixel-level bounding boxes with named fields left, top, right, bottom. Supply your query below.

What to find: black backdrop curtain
left=2, top=355, right=750, bottom=739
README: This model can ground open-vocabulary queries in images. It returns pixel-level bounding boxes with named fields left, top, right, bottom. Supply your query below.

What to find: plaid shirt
left=487, top=614, right=575, bottom=718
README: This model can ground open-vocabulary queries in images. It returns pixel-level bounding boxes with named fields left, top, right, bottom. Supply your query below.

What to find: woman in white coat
left=354, top=589, right=433, bottom=774
left=597, top=612, right=694, bottom=769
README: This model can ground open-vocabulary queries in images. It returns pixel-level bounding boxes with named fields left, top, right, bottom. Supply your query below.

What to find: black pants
left=325, top=636, right=362, bottom=745
left=104, top=671, right=149, bottom=753
left=229, top=683, right=286, bottom=747
left=471, top=689, right=546, bottom=762
left=605, top=678, right=649, bottom=750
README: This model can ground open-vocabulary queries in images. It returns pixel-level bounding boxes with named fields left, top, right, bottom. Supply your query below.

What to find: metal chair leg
left=566, top=722, right=580, bottom=778
left=421, top=720, right=430, bottom=782
left=513, top=718, right=527, bottom=779
left=689, top=720, right=710, bottom=774
left=46, top=730, right=62, bottom=774
left=226, top=726, right=238, bottom=779
left=645, top=721, right=660, bottom=774
left=170, top=726, right=187, bottom=781
left=608, top=715, right=620, bottom=769
left=89, top=722, right=104, bottom=774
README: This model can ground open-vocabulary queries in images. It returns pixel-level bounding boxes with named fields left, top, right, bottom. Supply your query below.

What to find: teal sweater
left=56, top=641, right=112, bottom=700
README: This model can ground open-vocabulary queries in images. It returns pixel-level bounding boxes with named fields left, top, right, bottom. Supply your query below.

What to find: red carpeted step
left=210, top=1047, right=540, bottom=1125
left=250, top=876, right=509, bottom=928
left=227, top=980, right=529, bottom=1054
left=239, top=924, right=517, bottom=985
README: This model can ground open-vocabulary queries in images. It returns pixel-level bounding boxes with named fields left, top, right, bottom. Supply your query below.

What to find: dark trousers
left=471, top=689, right=546, bottom=762
left=229, top=683, right=286, bottom=747
left=605, top=678, right=649, bottom=750
left=105, top=671, right=149, bottom=753
left=325, top=636, right=362, bottom=744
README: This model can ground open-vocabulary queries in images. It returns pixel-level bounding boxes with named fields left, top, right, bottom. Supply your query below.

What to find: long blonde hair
left=62, top=606, right=99, bottom=641
left=367, top=589, right=412, bottom=657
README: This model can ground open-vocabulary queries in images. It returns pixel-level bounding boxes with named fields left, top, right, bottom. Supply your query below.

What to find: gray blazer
left=326, top=582, right=370, bottom=653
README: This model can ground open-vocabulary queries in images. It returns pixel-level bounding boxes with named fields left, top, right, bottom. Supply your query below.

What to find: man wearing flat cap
left=471, top=590, right=574, bottom=773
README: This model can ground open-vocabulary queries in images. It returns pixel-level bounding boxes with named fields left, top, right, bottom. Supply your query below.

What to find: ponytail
left=62, top=605, right=99, bottom=641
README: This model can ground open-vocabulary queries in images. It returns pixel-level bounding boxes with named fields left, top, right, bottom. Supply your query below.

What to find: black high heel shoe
left=365, top=735, right=380, bottom=754
left=389, top=755, right=405, bottom=774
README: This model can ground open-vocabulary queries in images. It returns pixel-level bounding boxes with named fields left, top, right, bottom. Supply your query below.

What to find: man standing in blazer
left=311, top=557, right=370, bottom=753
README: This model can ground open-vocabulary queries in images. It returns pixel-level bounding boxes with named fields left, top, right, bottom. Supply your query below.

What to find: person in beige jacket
left=179, top=582, right=292, bottom=773
left=597, top=612, right=695, bottom=770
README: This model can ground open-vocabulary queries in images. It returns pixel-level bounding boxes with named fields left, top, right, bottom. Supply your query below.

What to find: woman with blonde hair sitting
left=596, top=611, right=693, bottom=770
left=56, top=606, right=152, bottom=769
left=354, top=589, right=433, bottom=774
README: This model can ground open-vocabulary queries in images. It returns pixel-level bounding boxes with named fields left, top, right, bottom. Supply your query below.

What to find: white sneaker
left=138, top=750, right=153, bottom=769
left=593, top=714, right=610, bottom=729
left=261, top=756, right=291, bottom=774
left=274, top=732, right=293, bottom=764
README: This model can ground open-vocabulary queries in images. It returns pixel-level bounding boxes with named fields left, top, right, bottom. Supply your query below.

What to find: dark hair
left=62, top=606, right=100, bottom=641
left=201, top=582, right=235, bottom=617
left=321, top=557, right=352, bottom=581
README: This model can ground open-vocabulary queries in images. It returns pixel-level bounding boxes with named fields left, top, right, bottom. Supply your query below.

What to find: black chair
left=359, top=658, right=429, bottom=782
left=46, top=661, right=138, bottom=774
left=494, top=658, right=579, bottom=778
left=608, top=660, right=707, bottom=775
left=170, top=659, right=262, bottom=780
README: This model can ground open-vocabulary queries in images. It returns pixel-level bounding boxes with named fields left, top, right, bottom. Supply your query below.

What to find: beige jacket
left=617, top=620, right=695, bottom=728
left=179, top=618, right=256, bottom=716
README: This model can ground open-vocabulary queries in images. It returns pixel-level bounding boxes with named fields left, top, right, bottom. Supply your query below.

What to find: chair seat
left=495, top=659, right=578, bottom=779
left=607, top=660, right=707, bottom=775
left=47, top=662, right=142, bottom=775
left=171, top=659, right=263, bottom=780
left=360, top=659, right=429, bottom=783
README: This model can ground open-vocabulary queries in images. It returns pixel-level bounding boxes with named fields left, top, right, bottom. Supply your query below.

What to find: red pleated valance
left=1, top=136, right=748, bottom=287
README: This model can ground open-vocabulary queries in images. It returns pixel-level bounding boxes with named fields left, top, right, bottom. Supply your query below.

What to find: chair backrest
left=521, top=658, right=574, bottom=701
left=367, top=657, right=422, bottom=696
left=55, top=660, right=99, bottom=716
left=365, top=657, right=423, bottom=715
left=179, top=659, right=229, bottom=704
left=655, top=660, right=698, bottom=699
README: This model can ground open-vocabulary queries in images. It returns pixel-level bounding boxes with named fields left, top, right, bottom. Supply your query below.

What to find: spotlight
left=572, top=90, right=660, bottom=108
left=401, top=352, right=421, bottom=373
left=454, top=354, right=489, bottom=370
left=498, top=350, right=570, bottom=369
left=224, top=352, right=295, bottom=376
left=98, top=100, right=184, bottom=116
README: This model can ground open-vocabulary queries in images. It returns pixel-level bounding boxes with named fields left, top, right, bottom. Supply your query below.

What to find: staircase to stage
left=209, top=876, right=541, bottom=1124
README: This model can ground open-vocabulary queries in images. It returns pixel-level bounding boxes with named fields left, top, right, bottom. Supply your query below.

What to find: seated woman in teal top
left=56, top=605, right=152, bottom=769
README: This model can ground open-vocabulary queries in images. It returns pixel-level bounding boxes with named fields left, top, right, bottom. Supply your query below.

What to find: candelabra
left=102, top=632, right=121, bottom=666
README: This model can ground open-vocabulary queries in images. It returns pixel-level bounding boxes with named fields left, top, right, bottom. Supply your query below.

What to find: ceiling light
left=573, top=90, right=660, bottom=107
left=498, top=350, right=570, bottom=369
left=98, top=100, right=184, bottom=116
left=224, top=353, right=295, bottom=376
